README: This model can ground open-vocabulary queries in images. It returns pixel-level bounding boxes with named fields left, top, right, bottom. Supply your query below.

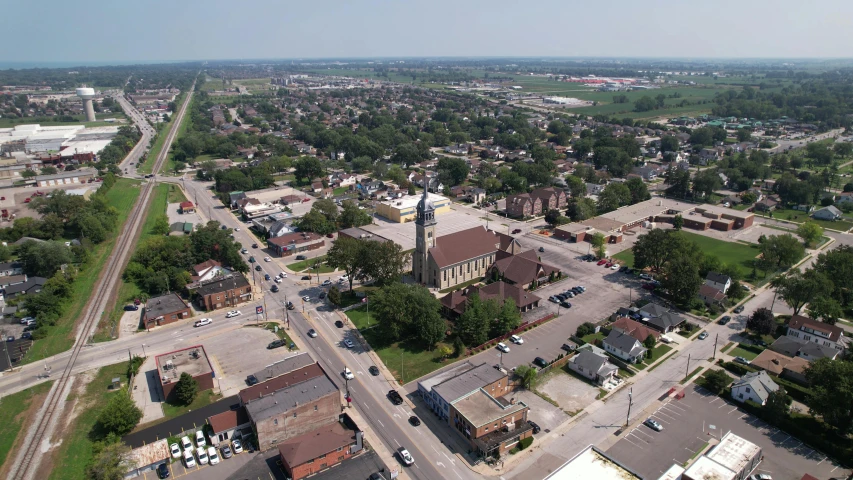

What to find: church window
left=467, top=263, right=470, bottom=273
left=443, top=270, right=447, bottom=281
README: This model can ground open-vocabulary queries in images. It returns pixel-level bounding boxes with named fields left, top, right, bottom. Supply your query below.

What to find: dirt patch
left=537, top=368, right=600, bottom=413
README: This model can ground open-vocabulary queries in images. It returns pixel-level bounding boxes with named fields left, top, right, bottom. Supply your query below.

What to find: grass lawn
left=360, top=328, right=450, bottom=384
left=438, top=277, right=483, bottom=294
left=345, top=306, right=378, bottom=330
left=249, top=322, right=298, bottom=350
left=287, top=255, right=327, bottom=272
left=636, top=344, right=673, bottom=369
left=613, top=249, right=635, bottom=267
left=0, top=381, right=53, bottom=470
left=47, top=362, right=130, bottom=480
left=580, top=332, right=605, bottom=345
left=161, top=390, right=223, bottom=420
left=25, top=179, right=142, bottom=362
left=680, top=367, right=704, bottom=385
left=336, top=287, right=377, bottom=309
left=729, top=345, right=762, bottom=361
left=760, top=209, right=853, bottom=232
left=333, top=186, right=350, bottom=196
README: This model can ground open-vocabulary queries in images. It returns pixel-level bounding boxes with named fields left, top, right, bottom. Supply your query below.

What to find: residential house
left=505, top=193, right=541, bottom=218
left=785, top=314, right=847, bottom=353
left=705, top=272, right=731, bottom=294
left=277, top=414, right=363, bottom=480
left=449, top=186, right=486, bottom=204
left=696, top=148, right=721, bottom=165
left=229, top=191, right=247, bottom=209
left=836, top=192, right=853, bottom=205
left=602, top=330, right=647, bottom=364
left=630, top=166, right=659, bottom=181
left=754, top=196, right=779, bottom=212
left=731, top=371, right=779, bottom=406
left=357, top=180, right=385, bottom=196
left=268, top=221, right=294, bottom=238
left=530, top=187, right=568, bottom=211
left=637, top=303, right=686, bottom=333
left=718, top=172, right=729, bottom=187
left=0, top=275, right=26, bottom=289
left=207, top=406, right=252, bottom=446
left=610, top=317, right=660, bottom=343
left=191, top=260, right=231, bottom=284
left=142, top=293, right=191, bottom=328
left=444, top=144, right=468, bottom=155
left=568, top=349, right=618, bottom=385
left=813, top=205, right=843, bottom=221
left=195, top=274, right=252, bottom=311
left=697, top=284, right=727, bottom=306
left=3, top=276, right=46, bottom=299
left=586, top=183, right=605, bottom=196
left=0, top=261, right=23, bottom=277
left=749, top=349, right=809, bottom=386
left=770, top=336, right=842, bottom=362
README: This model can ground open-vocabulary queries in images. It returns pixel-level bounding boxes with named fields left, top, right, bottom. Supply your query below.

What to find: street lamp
left=625, top=387, right=633, bottom=426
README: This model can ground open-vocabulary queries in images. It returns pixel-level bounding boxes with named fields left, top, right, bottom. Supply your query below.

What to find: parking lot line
left=654, top=410, right=679, bottom=423
left=621, top=436, right=646, bottom=450
left=664, top=402, right=687, bottom=413
left=631, top=428, right=654, bottom=440
left=727, top=406, right=738, bottom=414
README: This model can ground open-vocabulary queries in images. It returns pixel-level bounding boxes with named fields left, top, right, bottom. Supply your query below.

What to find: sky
left=8, top=0, right=853, bottom=66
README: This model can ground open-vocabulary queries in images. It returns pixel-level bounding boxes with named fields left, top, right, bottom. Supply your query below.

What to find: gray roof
left=196, top=274, right=250, bottom=296
left=432, top=363, right=505, bottom=404
left=815, top=205, right=842, bottom=216
left=706, top=272, right=731, bottom=284
left=796, top=342, right=839, bottom=360
left=769, top=336, right=802, bottom=357
left=4, top=277, right=46, bottom=296
left=144, top=293, right=188, bottom=320
left=418, top=361, right=477, bottom=393
left=639, top=303, right=685, bottom=331
left=244, top=373, right=338, bottom=423
left=603, top=330, right=646, bottom=357
left=733, top=371, right=779, bottom=403
left=251, top=352, right=315, bottom=383
left=0, top=261, right=22, bottom=271
left=572, top=350, right=608, bottom=374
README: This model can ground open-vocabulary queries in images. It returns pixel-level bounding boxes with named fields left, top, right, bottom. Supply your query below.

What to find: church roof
left=429, top=226, right=501, bottom=268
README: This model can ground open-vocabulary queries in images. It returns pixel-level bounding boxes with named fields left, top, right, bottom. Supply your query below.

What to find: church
left=413, top=186, right=524, bottom=291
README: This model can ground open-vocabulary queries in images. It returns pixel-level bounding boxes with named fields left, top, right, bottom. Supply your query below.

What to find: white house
left=837, top=192, right=853, bottom=204
left=602, top=330, right=647, bottom=364
left=731, top=371, right=779, bottom=406
left=813, top=205, right=842, bottom=221
left=786, top=314, right=847, bottom=352
left=192, top=260, right=232, bottom=283
left=568, top=349, right=618, bottom=385
left=704, top=272, right=731, bottom=294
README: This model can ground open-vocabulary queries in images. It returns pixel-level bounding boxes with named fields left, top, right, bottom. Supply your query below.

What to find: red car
left=642, top=283, right=657, bottom=291
left=605, top=262, right=613, bottom=268
left=302, top=198, right=311, bottom=203
left=597, top=259, right=607, bottom=266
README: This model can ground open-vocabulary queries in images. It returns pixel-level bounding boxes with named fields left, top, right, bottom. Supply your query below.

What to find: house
left=637, top=303, right=686, bottom=333
left=529, top=187, right=568, bottom=211
left=142, top=293, right=192, bottom=328
left=444, top=144, right=468, bottom=155
left=697, top=284, right=727, bottom=306
left=277, top=414, right=363, bottom=480
left=568, top=349, right=618, bottom=385
left=505, top=193, right=541, bottom=218
left=696, top=148, right=721, bottom=165
left=487, top=250, right=560, bottom=290
left=585, top=182, right=605, bottom=196
left=785, top=314, right=846, bottom=352
left=0, top=262, right=23, bottom=277
left=0, top=274, right=26, bottom=289
left=754, top=196, right=779, bottom=212
left=207, top=406, right=252, bottom=446
left=610, top=317, right=660, bottom=343
left=195, top=274, right=252, bottom=311
left=602, top=330, right=646, bottom=364
left=229, top=191, right=247, bottom=209
left=179, top=201, right=195, bottom=214
left=3, top=276, right=46, bottom=299
left=630, top=166, right=658, bottom=181
left=718, top=172, right=729, bottom=187
left=449, top=186, right=486, bottom=204
left=837, top=192, right=853, bottom=204
left=191, top=260, right=231, bottom=284
left=769, top=336, right=841, bottom=362
left=749, top=349, right=809, bottom=386
left=731, top=371, right=779, bottom=406
left=705, top=272, right=731, bottom=294
left=268, top=221, right=294, bottom=238
left=813, top=205, right=843, bottom=221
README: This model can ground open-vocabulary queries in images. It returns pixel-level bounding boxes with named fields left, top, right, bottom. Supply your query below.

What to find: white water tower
left=76, top=87, right=96, bottom=122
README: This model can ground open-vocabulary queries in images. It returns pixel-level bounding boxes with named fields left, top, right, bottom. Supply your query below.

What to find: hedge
left=720, top=361, right=753, bottom=376
left=736, top=342, right=765, bottom=355
left=518, top=436, right=533, bottom=450
left=774, top=376, right=813, bottom=404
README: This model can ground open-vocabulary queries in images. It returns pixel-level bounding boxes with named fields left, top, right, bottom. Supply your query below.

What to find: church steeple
left=414, top=172, right=437, bottom=285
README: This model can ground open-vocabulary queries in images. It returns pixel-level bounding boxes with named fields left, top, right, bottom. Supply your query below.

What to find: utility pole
left=713, top=334, right=719, bottom=359
left=625, top=387, right=633, bottom=426
left=685, top=353, right=691, bottom=380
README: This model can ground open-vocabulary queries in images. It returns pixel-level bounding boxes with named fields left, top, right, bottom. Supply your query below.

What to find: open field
left=25, top=179, right=142, bottom=362
left=759, top=209, right=853, bottom=232
left=360, top=327, right=450, bottom=384
left=614, top=231, right=760, bottom=275
left=0, top=112, right=127, bottom=129
left=0, top=381, right=53, bottom=473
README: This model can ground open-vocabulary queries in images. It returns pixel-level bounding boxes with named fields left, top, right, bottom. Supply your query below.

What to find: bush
left=682, top=322, right=697, bottom=333
left=518, top=436, right=534, bottom=450
left=127, top=355, right=145, bottom=377
left=576, top=322, right=595, bottom=338
left=721, top=361, right=752, bottom=376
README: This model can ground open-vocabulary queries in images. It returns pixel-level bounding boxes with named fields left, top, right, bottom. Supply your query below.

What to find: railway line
left=6, top=78, right=197, bottom=480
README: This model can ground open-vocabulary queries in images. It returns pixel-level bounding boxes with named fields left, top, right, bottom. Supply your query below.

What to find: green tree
left=806, top=295, right=843, bottom=325
left=805, top=358, right=853, bottom=435
left=173, top=161, right=187, bottom=175
left=327, top=286, right=341, bottom=306
left=576, top=322, right=596, bottom=338
left=736, top=128, right=753, bottom=142
left=634, top=96, right=657, bottom=112
left=624, top=177, right=651, bottom=205
left=672, top=214, right=684, bottom=230
left=833, top=142, right=853, bottom=158
left=664, top=166, right=691, bottom=198
left=339, top=200, right=372, bottom=229
left=566, top=198, right=596, bottom=222
left=796, top=221, right=823, bottom=247
left=151, top=214, right=170, bottom=236
left=763, top=389, right=792, bottom=424
left=97, top=391, right=143, bottom=436
left=662, top=254, right=703, bottom=307
left=746, top=307, right=775, bottom=335
left=590, top=232, right=607, bottom=259
left=325, top=236, right=364, bottom=292
left=659, top=135, right=679, bottom=153
left=372, top=283, right=442, bottom=348
left=492, top=298, right=521, bottom=338
left=759, top=234, right=805, bottom=270
left=632, top=229, right=689, bottom=272
left=437, top=156, right=469, bottom=186
left=174, top=371, right=199, bottom=406
left=691, top=169, right=722, bottom=199
left=514, top=365, right=538, bottom=389
left=777, top=270, right=833, bottom=315
left=87, top=441, right=132, bottom=480
left=643, top=334, right=657, bottom=349
left=17, top=240, right=73, bottom=277
left=703, top=369, right=732, bottom=395
left=544, top=209, right=568, bottom=226
left=293, top=156, right=324, bottom=184
left=362, top=240, right=409, bottom=285
left=564, top=174, right=586, bottom=199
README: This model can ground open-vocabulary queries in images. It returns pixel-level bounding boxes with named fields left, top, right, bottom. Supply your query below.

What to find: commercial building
left=155, top=345, right=214, bottom=402
left=126, top=439, right=170, bottom=479
left=682, top=432, right=762, bottom=480
left=376, top=191, right=451, bottom=223
left=683, top=204, right=754, bottom=231
left=194, top=273, right=252, bottom=311
left=544, top=445, right=643, bottom=480
left=267, top=231, right=325, bottom=258
left=278, top=414, right=364, bottom=480
left=35, top=170, right=95, bottom=187
left=337, top=227, right=391, bottom=244
left=142, top=293, right=192, bottom=328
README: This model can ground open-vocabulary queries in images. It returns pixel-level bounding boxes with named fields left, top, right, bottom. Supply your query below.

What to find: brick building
left=142, top=293, right=192, bottom=328
left=155, top=345, right=214, bottom=402
left=530, top=187, right=567, bottom=211
left=195, top=274, right=252, bottom=311
left=504, top=193, right=541, bottom=218
left=267, top=231, right=325, bottom=258
left=278, top=414, right=363, bottom=480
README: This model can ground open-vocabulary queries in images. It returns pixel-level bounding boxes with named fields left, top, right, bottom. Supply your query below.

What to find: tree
left=576, top=322, right=596, bottom=338
left=632, top=229, right=690, bottom=272
left=759, top=234, right=805, bottom=270
left=833, top=142, right=853, bottom=158
left=672, top=214, right=684, bottom=230
left=777, top=270, right=833, bottom=315
left=660, top=135, right=679, bottom=153
left=361, top=241, right=409, bottom=285
left=372, top=283, right=442, bottom=348
left=492, top=298, right=521, bottom=338
left=634, top=96, right=657, bottom=112
left=763, top=389, right=792, bottom=424
left=564, top=174, right=586, bottom=199
left=566, top=198, right=596, bottom=222
left=87, top=441, right=132, bottom=480
left=151, top=214, right=170, bottom=236
left=736, top=128, right=753, bottom=142
left=664, top=166, right=691, bottom=198
left=437, top=156, right=469, bottom=186
left=796, top=221, right=823, bottom=247
left=746, top=308, right=775, bottom=335
left=662, top=254, right=703, bottom=307
left=544, top=209, right=568, bottom=226
left=174, top=372, right=199, bottom=406
left=806, top=295, right=843, bottom=325
left=339, top=200, right=372, bottom=229
left=625, top=177, right=651, bottom=205
left=703, top=369, right=732, bottom=395
left=293, top=156, right=324, bottom=184
left=327, top=286, right=341, bottom=306
left=590, top=232, right=607, bottom=259
left=805, top=358, right=853, bottom=435
left=97, top=391, right=142, bottom=436
left=456, top=294, right=492, bottom=346
left=691, top=169, right=722, bottom=199
left=514, top=365, right=537, bottom=389
left=643, top=334, right=657, bottom=349
left=326, top=237, right=364, bottom=292
left=41, top=166, right=58, bottom=175
left=17, top=240, right=73, bottom=277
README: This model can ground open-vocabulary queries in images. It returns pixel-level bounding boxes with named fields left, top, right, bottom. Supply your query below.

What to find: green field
left=729, top=345, right=762, bottom=361
left=48, top=362, right=130, bottom=480
left=614, top=231, right=760, bottom=275
left=636, top=344, right=673, bottom=370
left=287, top=255, right=328, bottom=272
left=25, top=179, right=142, bottom=362
left=759, top=209, right=853, bottom=232
left=0, top=381, right=53, bottom=470
left=360, top=327, right=450, bottom=385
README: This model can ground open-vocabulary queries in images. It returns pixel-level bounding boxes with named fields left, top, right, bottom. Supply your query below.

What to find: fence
left=467, top=313, right=556, bottom=355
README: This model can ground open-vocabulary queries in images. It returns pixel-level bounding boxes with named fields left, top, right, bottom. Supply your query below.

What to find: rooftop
left=196, top=273, right=250, bottom=296
left=453, top=389, right=527, bottom=428
left=243, top=370, right=338, bottom=423
left=693, top=204, right=753, bottom=220
left=430, top=226, right=503, bottom=268
left=599, top=197, right=690, bottom=226
left=706, top=431, right=762, bottom=473
left=544, top=445, right=644, bottom=480
left=128, top=439, right=169, bottom=469
left=155, top=345, right=213, bottom=387
left=432, top=363, right=505, bottom=403
left=789, top=314, right=843, bottom=342
left=268, top=231, right=324, bottom=248
left=240, top=362, right=325, bottom=404
left=278, top=415, right=360, bottom=467
left=143, top=293, right=189, bottom=320
left=249, top=352, right=316, bottom=385
left=417, top=361, right=478, bottom=393
left=380, top=191, right=448, bottom=210
left=683, top=455, right=737, bottom=480
left=208, top=406, right=250, bottom=434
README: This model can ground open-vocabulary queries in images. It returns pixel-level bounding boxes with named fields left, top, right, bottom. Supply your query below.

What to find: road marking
left=728, top=407, right=738, bottom=414
left=437, top=462, right=445, bottom=468
left=454, top=470, right=464, bottom=479
left=394, top=438, right=400, bottom=447
left=377, top=419, right=384, bottom=428
left=432, top=445, right=439, bottom=454
left=665, top=402, right=687, bottom=413
left=621, top=436, right=645, bottom=449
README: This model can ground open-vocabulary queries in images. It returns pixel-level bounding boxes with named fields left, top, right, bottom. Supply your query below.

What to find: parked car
left=734, top=356, right=751, bottom=365
left=549, top=296, right=560, bottom=303
left=639, top=273, right=653, bottom=280
left=182, top=449, right=196, bottom=468
left=21, top=332, right=32, bottom=340
left=194, top=318, right=212, bottom=327
left=719, top=316, right=731, bottom=325
left=335, top=320, right=344, bottom=328
left=698, top=332, right=709, bottom=340
left=231, top=439, right=243, bottom=454
left=195, top=430, right=206, bottom=448
left=561, top=343, right=575, bottom=352
left=644, top=418, right=663, bottom=432
left=322, top=279, right=332, bottom=286
left=180, top=436, right=193, bottom=451
left=369, top=366, right=380, bottom=376
left=19, top=316, right=34, bottom=324
left=733, top=305, right=745, bottom=314
left=157, top=462, right=170, bottom=479
left=318, top=291, right=326, bottom=299
left=274, top=277, right=282, bottom=283
left=195, top=447, right=208, bottom=465
left=301, top=275, right=311, bottom=280
left=296, top=255, right=307, bottom=260
left=264, top=273, right=271, bottom=281
left=748, top=474, right=772, bottom=480
left=307, top=329, right=318, bottom=338
left=510, top=335, right=524, bottom=345
left=597, top=259, right=608, bottom=266
left=246, top=375, right=258, bottom=386
left=301, top=295, right=310, bottom=302
left=388, top=390, right=404, bottom=405
left=397, top=447, right=415, bottom=466
left=124, top=305, right=139, bottom=311
left=170, top=443, right=181, bottom=458
left=343, top=367, right=354, bottom=380
left=512, top=228, right=522, bottom=234
left=408, top=416, right=421, bottom=426
left=528, top=420, right=541, bottom=434
left=533, top=357, right=548, bottom=368
left=268, top=340, right=286, bottom=349
left=220, top=444, right=233, bottom=459
left=496, top=342, right=510, bottom=353
left=207, top=446, right=220, bottom=465
left=560, top=301, right=572, bottom=309
left=6, top=336, right=13, bottom=342
left=610, top=264, right=620, bottom=270
left=271, top=284, right=279, bottom=293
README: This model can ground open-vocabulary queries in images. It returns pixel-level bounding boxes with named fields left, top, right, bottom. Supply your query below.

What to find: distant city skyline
left=8, top=0, right=853, bottom=65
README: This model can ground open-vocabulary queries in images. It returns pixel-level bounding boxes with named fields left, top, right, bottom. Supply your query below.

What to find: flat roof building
left=683, top=432, right=762, bottom=480
left=545, top=445, right=644, bottom=480
left=142, top=293, right=191, bottom=328
left=278, top=414, right=363, bottom=480
left=376, top=192, right=451, bottom=223
left=155, top=345, right=214, bottom=401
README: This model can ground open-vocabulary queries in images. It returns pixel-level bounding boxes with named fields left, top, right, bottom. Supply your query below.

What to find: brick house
left=142, top=293, right=192, bottom=328
left=156, top=346, right=214, bottom=402
left=195, top=274, right=252, bottom=311
left=530, top=187, right=568, bottom=211
left=505, top=193, right=541, bottom=218
left=278, top=414, right=363, bottom=480
left=267, top=231, right=325, bottom=258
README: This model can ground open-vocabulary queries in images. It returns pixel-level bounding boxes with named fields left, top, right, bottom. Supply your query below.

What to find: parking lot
left=152, top=441, right=256, bottom=480
left=606, top=385, right=844, bottom=480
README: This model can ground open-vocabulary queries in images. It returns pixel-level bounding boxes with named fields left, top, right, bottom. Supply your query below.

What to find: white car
left=207, top=446, right=220, bottom=465
left=610, top=264, right=620, bottom=270
left=339, top=274, right=349, bottom=283
left=195, top=430, right=206, bottom=448
left=225, top=310, right=241, bottom=318
left=397, top=447, right=415, bottom=466
left=264, top=256, right=272, bottom=262
left=231, top=439, right=243, bottom=454
left=196, top=446, right=209, bottom=465
left=322, top=279, right=332, bottom=286
left=194, top=318, right=212, bottom=327
left=510, top=335, right=524, bottom=345
left=180, top=436, right=193, bottom=452
left=183, top=449, right=196, bottom=468
left=343, top=367, right=354, bottom=380
left=302, top=295, right=310, bottom=302
left=241, top=248, right=248, bottom=254
left=497, top=342, right=510, bottom=353
left=170, top=442, right=181, bottom=458
left=639, top=273, right=653, bottom=280
left=19, top=316, right=35, bottom=325
left=275, top=277, right=282, bottom=283
left=278, top=272, right=287, bottom=278
left=344, top=339, right=354, bottom=348
left=234, top=227, right=241, bottom=232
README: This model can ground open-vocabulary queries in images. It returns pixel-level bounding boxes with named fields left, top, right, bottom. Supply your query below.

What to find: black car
left=560, top=301, right=572, bottom=309
left=271, top=284, right=279, bottom=292
left=733, top=305, right=745, bottom=314
left=246, top=374, right=258, bottom=385
left=719, top=315, right=731, bottom=325
left=408, top=416, right=421, bottom=426
left=268, top=339, right=286, bottom=349
left=123, top=304, right=139, bottom=311
left=335, top=320, right=344, bottom=328
left=318, top=291, right=326, bottom=299
left=561, top=343, right=575, bottom=352
left=296, top=255, right=307, bottom=260
left=252, top=243, right=258, bottom=248
left=533, top=357, right=548, bottom=368
left=388, top=390, right=404, bottom=405
left=301, top=275, right=311, bottom=280
left=286, top=302, right=295, bottom=310
left=21, top=332, right=32, bottom=340
left=255, top=265, right=262, bottom=271
left=157, top=462, right=170, bottom=479
left=619, top=266, right=628, bottom=272
left=369, top=366, right=380, bottom=376
left=528, top=420, right=541, bottom=434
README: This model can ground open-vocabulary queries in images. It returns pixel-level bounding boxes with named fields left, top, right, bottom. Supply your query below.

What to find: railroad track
left=7, top=79, right=196, bottom=480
